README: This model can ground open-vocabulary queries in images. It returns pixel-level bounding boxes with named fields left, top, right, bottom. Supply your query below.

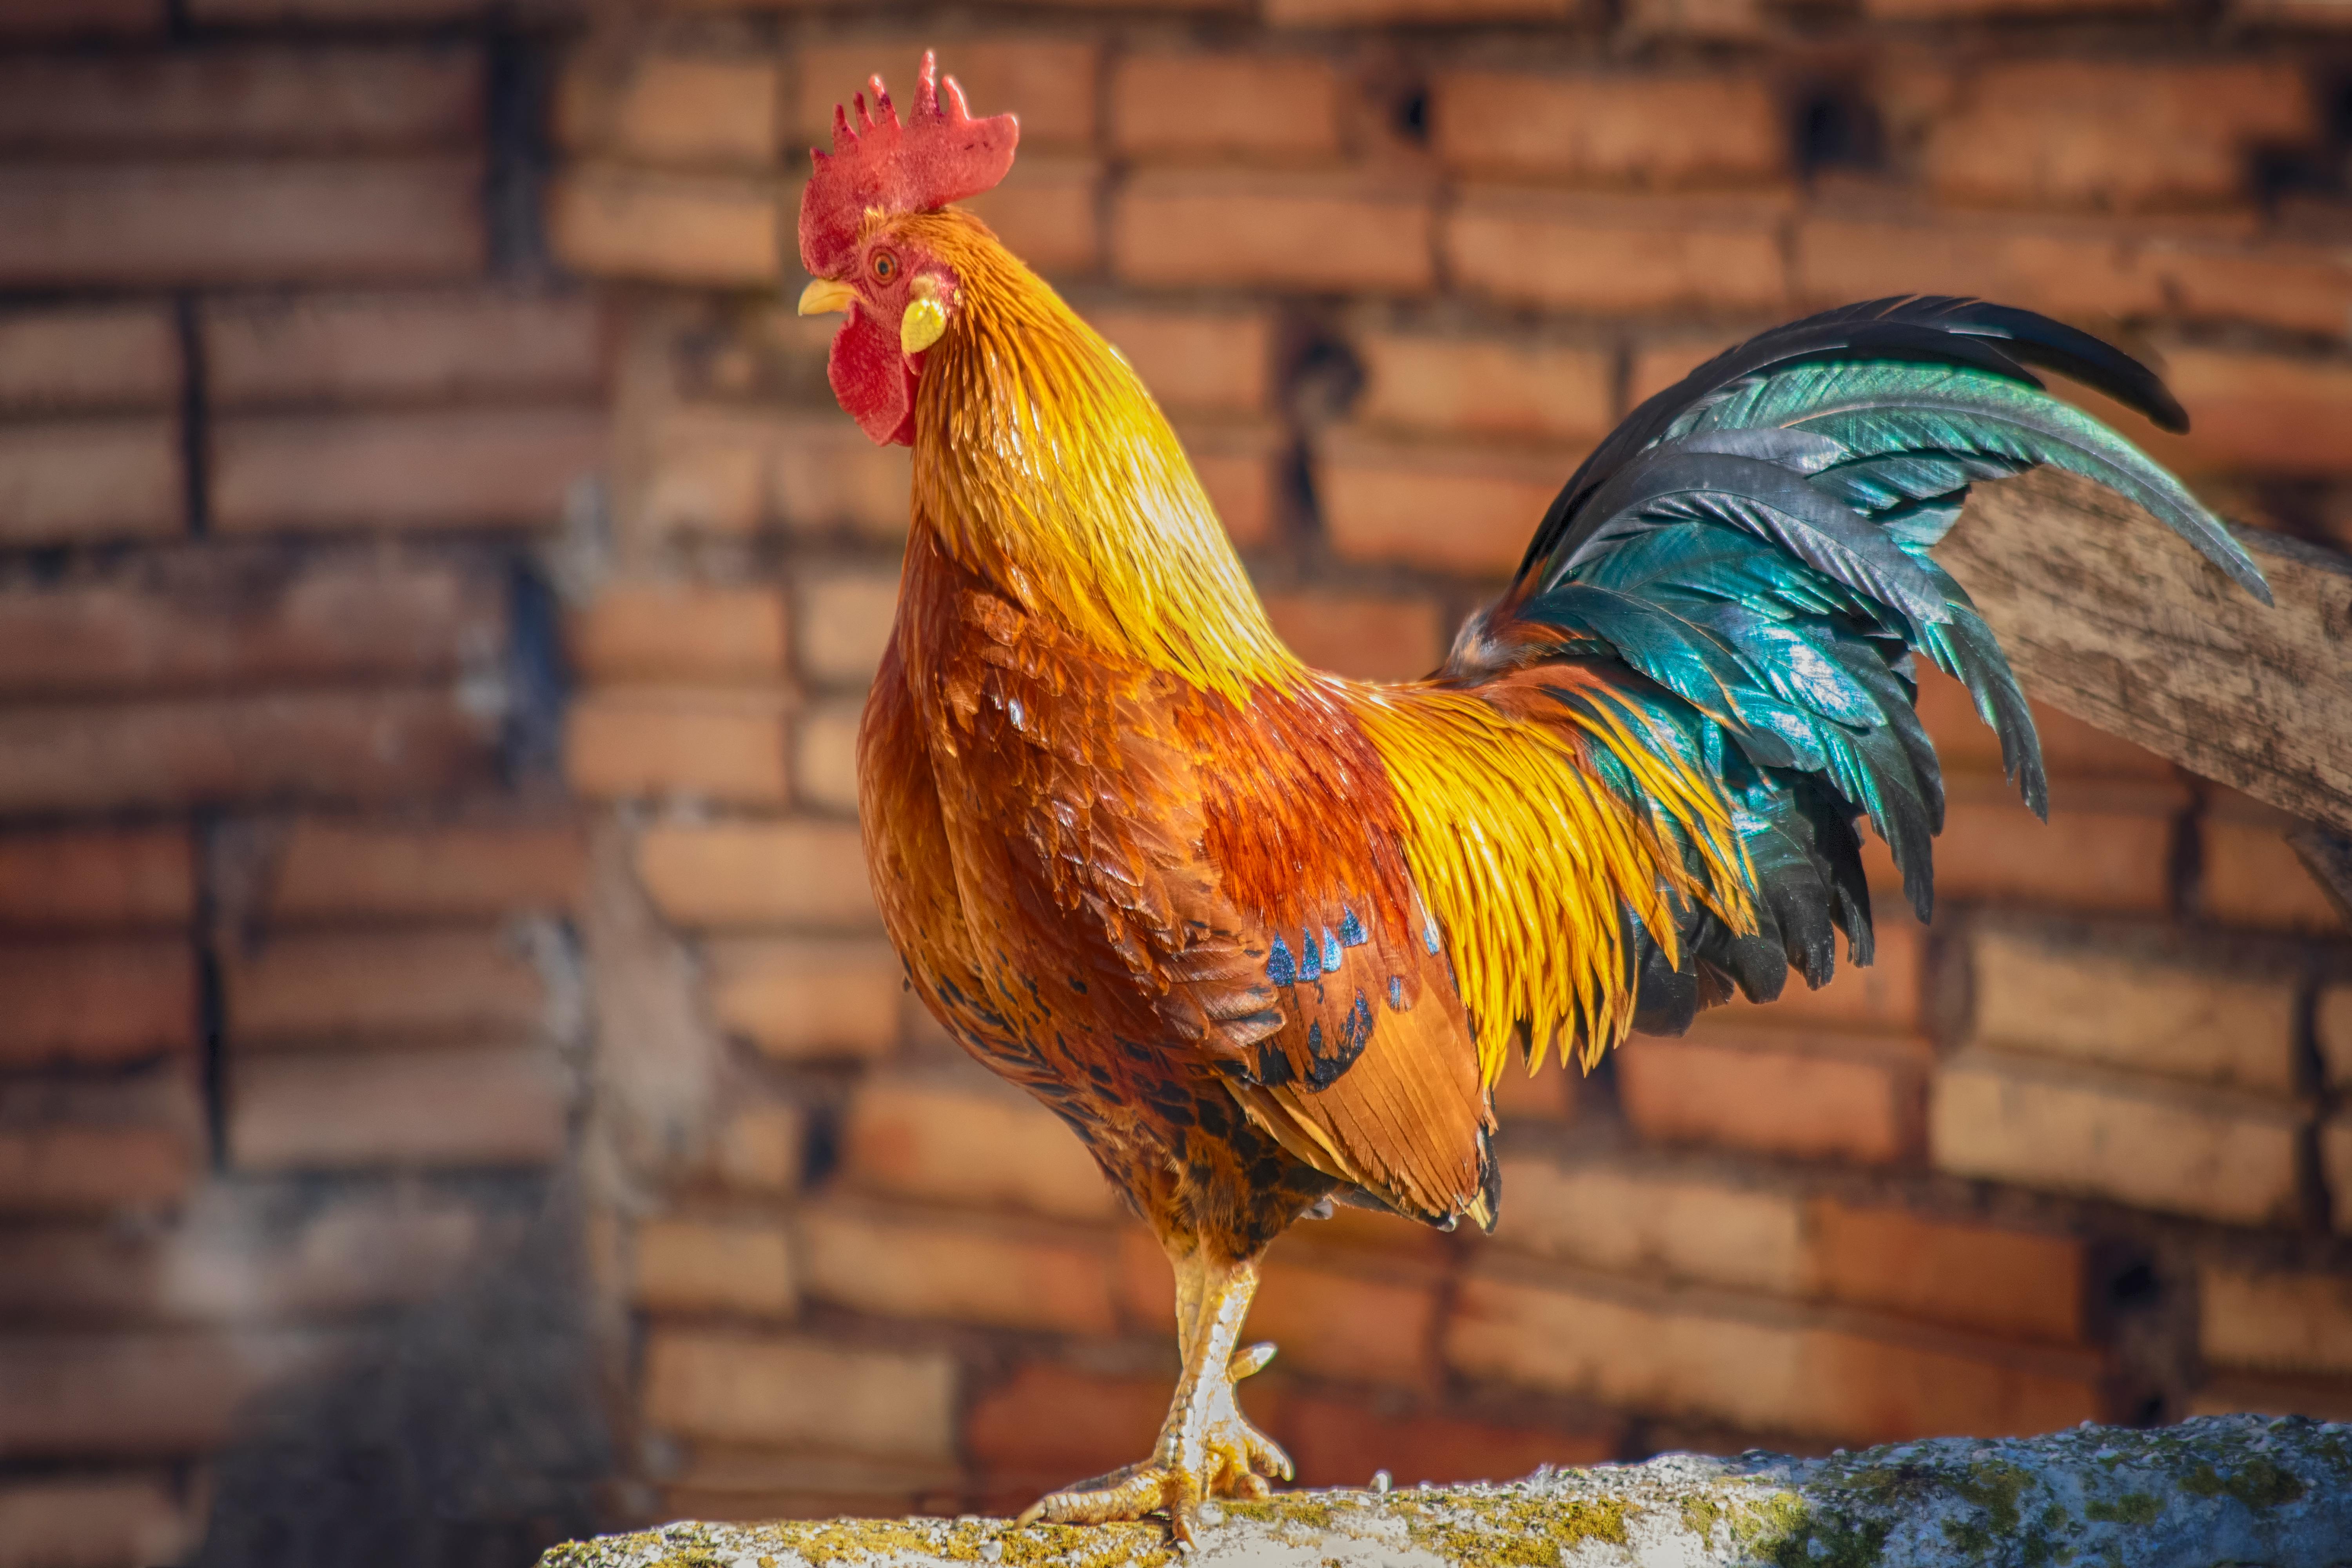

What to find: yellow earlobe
left=901, top=296, right=947, bottom=355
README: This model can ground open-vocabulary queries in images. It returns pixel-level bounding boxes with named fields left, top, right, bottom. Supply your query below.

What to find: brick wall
left=541, top=0, right=2352, bottom=1532
left=7, top=0, right=2352, bottom=1561
left=0, top=4, right=611, bottom=1565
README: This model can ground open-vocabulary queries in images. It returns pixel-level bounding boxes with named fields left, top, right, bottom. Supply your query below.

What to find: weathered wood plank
left=1938, top=466, right=2352, bottom=834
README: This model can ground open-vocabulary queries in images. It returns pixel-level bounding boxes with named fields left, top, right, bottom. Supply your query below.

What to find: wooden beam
left=1937, top=466, right=2352, bottom=834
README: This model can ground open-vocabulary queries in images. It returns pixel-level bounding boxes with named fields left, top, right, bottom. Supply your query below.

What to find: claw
left=1030, top=1254, right=1285, bottom=1537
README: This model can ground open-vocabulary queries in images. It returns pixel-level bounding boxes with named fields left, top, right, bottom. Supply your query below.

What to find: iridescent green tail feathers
left=1446, top=296, right=2269, bottom=1036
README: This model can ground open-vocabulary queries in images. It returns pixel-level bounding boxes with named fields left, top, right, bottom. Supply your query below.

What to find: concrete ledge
left=542, top=1414, right=2352, bottom=1566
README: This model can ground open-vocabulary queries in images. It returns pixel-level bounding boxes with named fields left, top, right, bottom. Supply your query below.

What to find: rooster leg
left=1016, top=1250, right=1291, bottom=1542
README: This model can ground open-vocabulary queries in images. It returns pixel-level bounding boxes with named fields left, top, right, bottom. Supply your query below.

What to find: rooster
left=793, top=54, right=2269, bottom=1539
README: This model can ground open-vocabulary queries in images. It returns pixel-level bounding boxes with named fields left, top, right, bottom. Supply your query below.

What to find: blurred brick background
left=5, top=0, right=2352, bottom=1563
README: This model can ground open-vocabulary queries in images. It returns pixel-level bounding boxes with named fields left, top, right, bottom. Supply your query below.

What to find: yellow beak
left=797, top=278, right=857, bottom=317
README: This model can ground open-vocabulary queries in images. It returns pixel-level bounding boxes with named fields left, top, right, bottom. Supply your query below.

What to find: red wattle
left=828, top=308, right=919, bottom=447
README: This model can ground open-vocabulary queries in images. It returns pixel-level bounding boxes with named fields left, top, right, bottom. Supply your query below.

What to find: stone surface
left=540, top=1414, right=2352, bottom=1567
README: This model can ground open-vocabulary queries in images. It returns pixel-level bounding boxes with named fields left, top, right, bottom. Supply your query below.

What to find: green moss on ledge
left=540, top=1414, right=2352, bottom=1568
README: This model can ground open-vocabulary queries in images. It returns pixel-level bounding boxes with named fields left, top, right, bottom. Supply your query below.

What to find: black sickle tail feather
left=1456, top=297, right=2267, bottom=1037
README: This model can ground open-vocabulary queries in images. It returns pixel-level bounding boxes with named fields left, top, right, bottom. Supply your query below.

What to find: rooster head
left=795, top=52, right=1018, bottom=446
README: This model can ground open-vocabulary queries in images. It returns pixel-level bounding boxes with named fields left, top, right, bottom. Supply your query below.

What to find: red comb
left=798, top=51, right=1019, bottom=277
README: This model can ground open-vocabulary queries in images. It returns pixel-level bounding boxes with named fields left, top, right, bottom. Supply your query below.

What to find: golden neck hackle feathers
left=895, top=209, right=1753, bottom=1089
left=903, top=211, right=1297, bottom=705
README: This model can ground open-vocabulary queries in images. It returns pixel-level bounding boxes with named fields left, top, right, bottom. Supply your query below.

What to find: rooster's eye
left=871, top=250, right=899, bottom=283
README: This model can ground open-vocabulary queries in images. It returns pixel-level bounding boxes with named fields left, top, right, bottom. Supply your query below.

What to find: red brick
left=224, top=928, right=542, bottom=1047
left=1298, top=1202, right=1458, bottom=1263
left=1115, top=170, right=1434, bottom=295
left=1915, top=666, right=2177, bottom=786
left=0, top=1328, right=342, bottom=1459
left=0, top=0, right=163, bottom=37
left=0, top=941, right=194, bottom=1069
left=1087, top=306, right=1274, bottom=417
left=230, top=1044, right=565, bottom=1171
left=1112, top=53, right=1343, bottom=161
left=190, top=0, right=486, bottom=18
left=963, top=155, right=1102, bottom=278
left=1626, top=328, right=1757, bottom=407
left=1488, top=1058, right=1579, bottom=1121
left=0, top=829, right=192, bottom=932
left=2143, top=238, right=2352, bottom=340
left=797, top=1199, right=1118, bottom=1335
left=656, top=1483, right=942, bottom=1526
left=1353, top=331, right=1616, bottom=445
left=0, top=304, right=178, bottom=413
left=1432, top=70, right=1785, bottom=187
left=793, top=699, right=863, bottom=814
left=1622, top=0, right=1770, bottom=31
left=265, top=819, right=586, bottom=922
left=793, top=40, right=1099, bottom=154
left=642, top=1330, right=955, bottom=1459
left=635, top=820, right=879, bottom=931
left=1178, top=419, right=1287, bottom=550
left=0, top=159, right=485, bottom=287
left=557, top=51, right=779, bottom=169
left=567, top=584, right=787, bottom=684
left=709, top=1101, right=806, bottom=1195
left=662, top=1445, right=962, bottom=1516
left=639, top=407, right=909, bottom=541
left=1803, top=1199, right=2084, bottom=1345
left=212, top=407, right=604, bottom=535
left=0, top=1126, right=195, bottom=1217
left=1919, top=62, right=2316, bottom=212
left=1792, top=214, right=2160, bottom=320
left=2188, top=1371, right=2352, bottom=1424
left=2158, top=346, right=2352, bottom=478
left=203, top=288, right=603, bottom=408
left=0, top=561, right=501, bottom=699
left=633, top=1215, right=797, bottom=1318
left=1962, top=922, right=2299, bottom=1093
left=0, top=417, right=181, bottom=547
left=1931, top=1047, right=2304, bottom=1226
left=2320, top=986, right=2352, bottom=1093
left=1871, top=0, right=2163, bottom=13
left=1316, top=432, right=1559, bottom=577
left=1118, top=1224, right=1181, bottom=1332
left=1264, top=592, right=1445, bottom=683
left=1864, top=779, right=2180, bottom=914
left=0, top=1474, right=197, bottom=1568
left=1280, top=1392, right=1618, bottom=1489
left=965, top=1363, right=1170, bottom=1487
left=1249, top=1253, right=1440, bottom=1387
left=844, top=1073, right=1120, bottom=1222
left=0, top=691, right=496, bottom=815
left=1447, top=1263, right=2102, bottom=1443
left=1619, top=1026, right=1930, bottom=1165
left=2200, top=1265, right=2352, bottom=1377
left=705, top=936, right=904, bottom=1061
left=548, top=163, right=780, bottom=289
left=2234, top=0, right=2352, bottom=22
left=0, top=46, right=480, bottom=154
left=798, top=568, right=900, bottom=685
left=2330, top=1117, right=2352, bottom=1235
left=1267, top=0, right=1579, bottom=17
left=0, top=1187, right=482, bottom=1323
left=1448, top=190, right=1788, bottom=314
left=1716, top=907, right=1920, bottom=1034
left=1497, top=1156, right=1807, bottom=1295
left=565, top=691, right=792, bottom=807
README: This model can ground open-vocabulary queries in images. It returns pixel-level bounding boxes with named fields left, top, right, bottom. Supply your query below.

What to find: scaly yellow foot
left=1018, top=1263, right=1291, bottom=1543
